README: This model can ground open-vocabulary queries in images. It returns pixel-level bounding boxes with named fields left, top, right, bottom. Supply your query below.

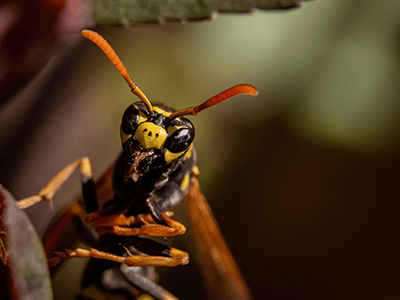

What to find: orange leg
left=45, top=201, right=186, bottom=268
left=24, top=158, right=187, bottom=270
left=94, top=212, right=186, bottom=237
left=48, top=245, right=189, bottom=268
left=85, top=211, right=155, bottom=227
left=17, top=157, right=93, bottom=209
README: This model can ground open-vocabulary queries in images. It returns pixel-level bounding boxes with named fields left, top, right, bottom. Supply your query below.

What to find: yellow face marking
left=153, top=106, right=183, bottom=122
left=167, top=125, right=184, bottom=135
left=164, top=149, right=185, bottom=163
left=135, top=122, right=168, bottom=149
left=183, top=144, right=193, bottom=160
left=120, top=128, right=132, bottom=144
left=137, top=108, right=147, bottom=124
left=153, top=107, right=171, bottom=117
left=180, top=173, right=190, bottom=190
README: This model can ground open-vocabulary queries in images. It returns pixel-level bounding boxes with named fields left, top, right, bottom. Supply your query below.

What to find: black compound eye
left=121, top=105, right=140, bottom=134
left=165, top=128, right=194, bottom=153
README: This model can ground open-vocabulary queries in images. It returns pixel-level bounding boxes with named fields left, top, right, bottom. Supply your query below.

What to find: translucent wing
left=185, top=177, right=251, bottom=300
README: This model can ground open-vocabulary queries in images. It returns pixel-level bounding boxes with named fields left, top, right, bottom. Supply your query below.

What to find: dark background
left=1, top=0, right=400, bottom=299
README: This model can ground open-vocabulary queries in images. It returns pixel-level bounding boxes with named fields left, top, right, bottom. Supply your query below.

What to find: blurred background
left=1, top=0, right=400, bottom=299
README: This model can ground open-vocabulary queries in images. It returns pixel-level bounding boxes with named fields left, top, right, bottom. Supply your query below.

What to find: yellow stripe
left=164, top=149, right=184, bottom=163
left=153, top=106, right=172, bottom=117
left=137, top=108, right=147, bottom=124
left=192, top=166, right=199, bottom=176
left=167, top=125, right=183, bottom=135
left=183, top=144, right=193, bottom=160
left=180, top=174, right=190, bottom=190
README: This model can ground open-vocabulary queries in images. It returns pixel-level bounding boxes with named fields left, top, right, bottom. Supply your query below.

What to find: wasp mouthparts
left=124, top=149, right=155, bottom=182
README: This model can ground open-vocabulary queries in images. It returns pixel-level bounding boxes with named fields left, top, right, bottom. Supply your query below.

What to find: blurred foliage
left=1, top=0, right=400, bottom=299
left=0, top=186, right=52, bottom=300
left=0, top=0, right=308, bottom=101
left=93, top=0, right=303, bottom=25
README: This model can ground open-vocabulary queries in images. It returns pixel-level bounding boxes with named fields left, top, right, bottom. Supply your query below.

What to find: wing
left=185, top=176, right=252, bottom=300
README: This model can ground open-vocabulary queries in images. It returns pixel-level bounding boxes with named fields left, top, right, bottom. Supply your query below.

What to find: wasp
left=17, top=30, right=258, bottom=300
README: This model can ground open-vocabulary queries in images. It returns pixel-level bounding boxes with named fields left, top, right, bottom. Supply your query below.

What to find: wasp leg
left=85, top=210, right=172, bottom=226
left=78, top=261, right=178, bottom=300
left=17, top=157, right=96, bottom=210
left=120, top=263, right=178, bottom=300
left=42, top=201, right=85, bottom=257
left=78, top=240, right=179, bottom=300
left=86, top=197, right=184, bottom=237
left=85, top=212, right=155, bottom=227
left=48, top=243, right=189, bottom=268
left=95, top=212, right=186, bottom=237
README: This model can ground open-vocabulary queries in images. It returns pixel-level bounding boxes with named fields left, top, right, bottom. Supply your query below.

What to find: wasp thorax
left=135, top=122, right=168, bottom=149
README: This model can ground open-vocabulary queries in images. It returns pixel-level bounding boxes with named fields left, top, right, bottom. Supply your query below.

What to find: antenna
left=81, top=30, right=153, bottom=113
left=168, top=84, right=258, bottom=120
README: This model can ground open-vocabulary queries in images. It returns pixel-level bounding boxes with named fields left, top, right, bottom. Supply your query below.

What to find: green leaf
left=93, top=0, right=308, bottom=26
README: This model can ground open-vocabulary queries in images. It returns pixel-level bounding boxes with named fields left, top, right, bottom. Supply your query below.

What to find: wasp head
left=120, top=102, right=195, bottom=182
left=80, top=31, right=257, bottom=181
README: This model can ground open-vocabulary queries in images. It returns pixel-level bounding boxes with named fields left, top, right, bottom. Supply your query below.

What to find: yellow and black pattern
left=120, top=102, right=195, bottom=165
left=111, top=102, right=197, bottom=213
